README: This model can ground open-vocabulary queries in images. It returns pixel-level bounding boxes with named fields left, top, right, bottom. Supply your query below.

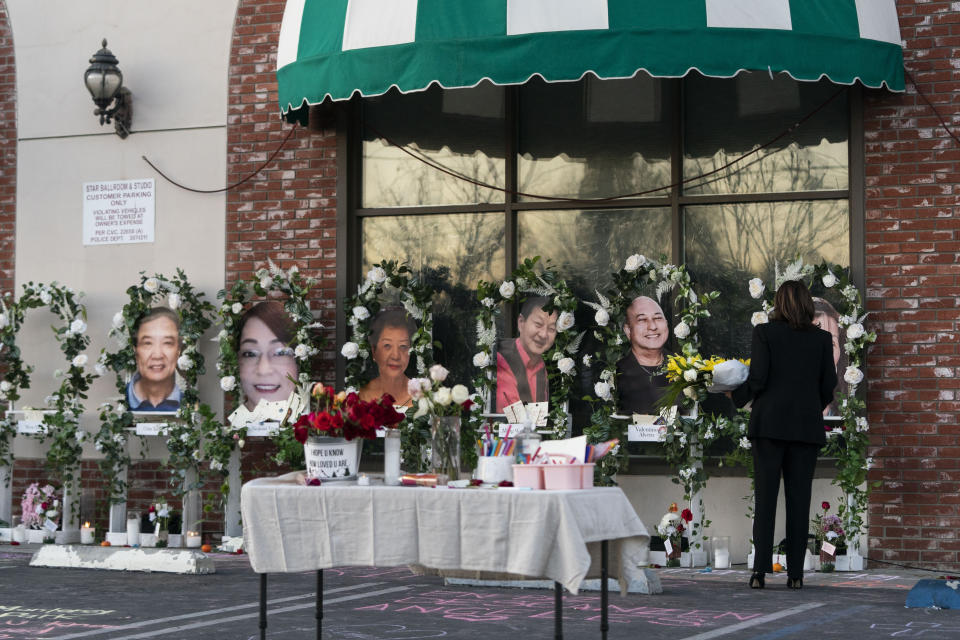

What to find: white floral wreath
left=0, top=282, right=97, bottom=483
left=472, top=257, right=582, bottom=440
left=341, top=261, right=435, bottom=392
left=585, top=254, right=716, bottom=485
left=96, top=270, right=217, bottom=498
left=748, top=258, right=876, bottom=546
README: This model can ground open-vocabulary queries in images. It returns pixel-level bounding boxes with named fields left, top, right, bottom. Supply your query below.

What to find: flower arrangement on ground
left=21, top=483, right=60, bottom=538
left=812, top=500, right=845, bottom=571
left=290, top=383, right=405, bottom=444
left=408, top=365, right=476, bottom=481
left=149, top=499, right=172, bottom=547
left=656, top=502, right=693, bottom=567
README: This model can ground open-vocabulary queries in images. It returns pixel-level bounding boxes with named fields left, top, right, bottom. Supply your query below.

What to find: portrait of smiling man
left=616, top=295, right=671, bottom=415
left=126, top=306, right=183, bottom=412
left=495, top=296, right=558, bottom=412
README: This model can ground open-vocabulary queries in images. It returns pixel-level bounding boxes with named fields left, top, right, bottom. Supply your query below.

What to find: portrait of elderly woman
left=359, top=307, right=418, bottom=408
left=813, top=297, right=848, bottom=416
left=126, top=306, right=182, bottom=412
left=237, top=300, right=299, bottom=411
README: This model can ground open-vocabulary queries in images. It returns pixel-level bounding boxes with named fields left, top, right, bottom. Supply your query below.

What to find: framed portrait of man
left=494, top=296, right=558, bottom=415
left=126, top=307, right=182, bottom=414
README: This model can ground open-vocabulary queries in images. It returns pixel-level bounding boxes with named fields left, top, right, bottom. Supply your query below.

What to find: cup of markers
left=475, top=434, right=517, bottom=484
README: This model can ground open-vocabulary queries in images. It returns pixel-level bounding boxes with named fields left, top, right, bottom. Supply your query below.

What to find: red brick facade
left=863, top=2, right=960, bottom=568
left=0, top=0, right=16, bottom=294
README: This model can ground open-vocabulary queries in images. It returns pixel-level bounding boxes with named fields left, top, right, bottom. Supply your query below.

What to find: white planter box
left=27, top=529, right=48, bottom=544
left=140, top=533, right=157, bottom=548
left=168, top=534, right=182, bottom=548
left=835, top=555, right=850, bottom=571
left=649, top=551, right=666, bottom=566
left=105, top=531, right=127, bottom=546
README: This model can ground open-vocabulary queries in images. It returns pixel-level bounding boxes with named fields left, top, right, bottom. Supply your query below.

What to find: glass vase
left=430, top=415, right=461, bottom=481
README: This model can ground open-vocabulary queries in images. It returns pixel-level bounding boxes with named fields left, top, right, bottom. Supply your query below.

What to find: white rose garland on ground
left=96, top=270, right=216, bottom=504
left=342, top=260, right=436, bottom=471
left=0, top=282, right=98, bottom=493
left=473, top=256, right=583, bottom=441
left=211, top=260, right=322, bottom=474
left=585, top=255, right=718, bottom=487
left=749, top=258, right=877, bottom=547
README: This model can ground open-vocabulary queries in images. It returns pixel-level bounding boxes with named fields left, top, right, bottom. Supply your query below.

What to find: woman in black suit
left=734, top=280, right=838, bottom=589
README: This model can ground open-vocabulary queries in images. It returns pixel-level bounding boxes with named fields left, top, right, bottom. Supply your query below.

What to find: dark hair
left=519, top=296, right=552, bottom=319
left=772, top=280, right=815, bottom=329
left=369, top=307, right=417, bottom=347
left=238, top=300, right=296, bottom=346
left=133, top=307, right=181, bottom=346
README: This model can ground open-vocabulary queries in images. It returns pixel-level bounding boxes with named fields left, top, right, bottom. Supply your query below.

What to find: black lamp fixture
left=84, top=39, right=132, bottom=138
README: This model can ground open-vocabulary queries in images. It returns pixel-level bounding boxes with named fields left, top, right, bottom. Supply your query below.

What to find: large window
left=348, top=72, right=853, bottom=389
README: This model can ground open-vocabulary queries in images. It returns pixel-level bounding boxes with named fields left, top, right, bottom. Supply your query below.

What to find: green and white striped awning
left=277, top=0, right=904, bottom=120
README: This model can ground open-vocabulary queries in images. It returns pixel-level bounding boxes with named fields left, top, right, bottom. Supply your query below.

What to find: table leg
left=259, top=573, right=267, bottom=640
left=316, top=570, right=323, bottom=640
left=554, top=581, right=563, bottom=640
left=601, top=540, right=609, bottom=640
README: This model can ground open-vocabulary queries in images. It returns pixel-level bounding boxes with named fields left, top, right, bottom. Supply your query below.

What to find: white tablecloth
left=241, top=472, right=649, bottom=595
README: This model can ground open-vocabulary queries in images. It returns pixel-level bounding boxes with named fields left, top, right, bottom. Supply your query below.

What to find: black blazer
left=733, top=320, right=838, bottom=445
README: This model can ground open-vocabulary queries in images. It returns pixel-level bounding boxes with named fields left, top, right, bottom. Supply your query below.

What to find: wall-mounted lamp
left=84, top=39, right=131, bottom=138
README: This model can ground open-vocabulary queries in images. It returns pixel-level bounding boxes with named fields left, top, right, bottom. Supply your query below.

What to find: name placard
left=628, top=424, right=666, bottom=442
left=17, top=421, right=45, bottom=435
left=246, top=422, right=280, bottom=437
left=135, top=423, right=169, bottom=436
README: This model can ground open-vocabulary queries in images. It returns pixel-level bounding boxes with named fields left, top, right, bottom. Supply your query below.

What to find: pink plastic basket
left=512, top=464, right=544, bottom=490
left=580, top=463, right=596, bottom=488
left=542, top=464, right=582, bottom=490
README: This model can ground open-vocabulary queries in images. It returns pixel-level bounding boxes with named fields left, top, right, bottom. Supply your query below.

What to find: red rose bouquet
left=291, top=383, right=404, bottom=443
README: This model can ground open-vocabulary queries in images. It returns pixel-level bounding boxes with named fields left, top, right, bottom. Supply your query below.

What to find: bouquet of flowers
left=149, top=500, right=171, bottom=533
left=409, top=365, right=475, bottom=418
left=812, top=500, right=845, bottom=566
left=662, top=355, right=750, bottom=407
left=656, top=502, right=693, bottom=566
left=21, top=483, right=59, bottom=532
left=291, top=384, right=405, bottom=444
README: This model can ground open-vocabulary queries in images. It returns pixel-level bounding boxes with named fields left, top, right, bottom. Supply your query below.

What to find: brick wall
left=864, top=1, right=960, bottom=569
left=0, top=0, right=16, bottom=293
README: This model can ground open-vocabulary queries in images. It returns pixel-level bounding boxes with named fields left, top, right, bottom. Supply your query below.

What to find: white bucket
left=305, top=437, right=362, bottom=480
left=476, top=456, right=514, bottom=484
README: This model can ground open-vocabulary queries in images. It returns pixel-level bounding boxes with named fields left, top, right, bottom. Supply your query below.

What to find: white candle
left=80, top=522, right=95, bottom=545
left=185, top=531, right=202, bottom=548
left=126, top=516, right=141, bottom=546
left=714, top=549, right=730, bottom=569
left=357, top=473, right=370, bottom=486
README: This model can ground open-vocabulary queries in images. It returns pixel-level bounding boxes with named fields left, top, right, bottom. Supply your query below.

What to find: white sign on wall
left=83, top=179, right=155, bottom=245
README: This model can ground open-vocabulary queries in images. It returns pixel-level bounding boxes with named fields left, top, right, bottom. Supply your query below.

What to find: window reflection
left=518, top=76, right=672, bottom=201
left=362, top=84, right=506, bottom=207
left=685, top=200, right=850, bottom=359
left=684, top=73, right=848, bottom=195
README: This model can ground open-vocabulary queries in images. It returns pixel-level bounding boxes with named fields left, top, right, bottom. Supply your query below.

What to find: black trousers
left=752, top=437, right=820, bottom=579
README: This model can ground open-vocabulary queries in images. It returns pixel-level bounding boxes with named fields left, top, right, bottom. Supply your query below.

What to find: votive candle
left=80, top=522, right=95, bottom=545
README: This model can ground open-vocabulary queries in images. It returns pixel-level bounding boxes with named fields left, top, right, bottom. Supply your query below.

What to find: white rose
left=177, top=355, right=193, bottom=370
left=595, top=308, right=609, bottom=327
left=499, top=281, right=515, bottom=299
left=582, top=354, right=592, bottom=367
left=822, top=272, right=837, bottom=288
left=451, top=384, right=470, bottom=404
left=435, top=387, right=453, bottom=406
left=143, top=278, right=160, bottom=294
left=557, top=311, right=575, bottom=332
left=294, top=344, right=310, bottom=360
left=352, top=306, right=370, bottom=321
left=0, top=380, right=12, bottom=392
left=413, top=397, right=431, bottom=419
left=72, top=354, right=88, bottom=368
left=594, top=381, right=613, bottom=401
left=367, top=266, right=387, bottom=284
left=260, top=276, right=274, bottom=289
left=846, top=323, right=865, bottom=340
left=624, top=254, right=644, bottom=272
left=340, top=342, right=360, bottom=359
left=683, top=386, right=698, bottom=399
left=748, top=278, right=765, bottom=299
left=844, top=365, right=864, bottom=386
left=95, top=363, right=107, bottom=377
left=856, top=417, right=869, bottom=432
left=739, top=437, right=752, bottom=450
left=674, top=321, right=691, bottom=339
left=472, top=352, right=492, bottom=368
left=70, top=318, right=87, bottom=335
left=167, top=293, right=181, bottom=310
left=220, top=376, right=236, bottom=392
left=481, top=297, right=495, bottom=308
left=683, top=368, right=698, bottom=382
left=558, top=357, right=575, bottom=375
left=231, top=302, right=243, bottom=315
left=429, top=364, right=449, bottom=383
left=407, top=377, right=424, bottom=399
left=39, top=289, right=52, bottom=305
left=112, top=311, right=125, bottom=330
left=751, top=311, right=769, bottom=326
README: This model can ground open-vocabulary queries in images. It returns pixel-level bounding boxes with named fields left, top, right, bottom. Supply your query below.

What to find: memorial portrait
left=126, top=306, right=182, bottom=412
left=616, top=295, right=672, bottom=416
left=495, top=296, right=558, bottom=412
left=359, top=307, right=418, bottom=408
left=237, top=300, right=299, bottom=411
left=813, top=297, right=847, bottom=417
